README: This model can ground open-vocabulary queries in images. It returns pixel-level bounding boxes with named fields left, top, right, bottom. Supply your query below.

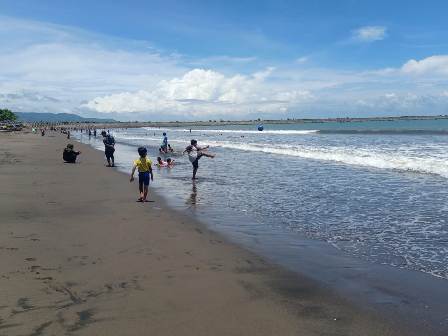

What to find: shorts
left=191, top=153, right=203, bottom=169
left=105, top=149, right=115, bottom=159
left=138, top=171, right=150, bottom=186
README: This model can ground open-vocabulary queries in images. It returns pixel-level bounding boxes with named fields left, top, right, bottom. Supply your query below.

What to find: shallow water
left=76, top=119, right=448, bottom=281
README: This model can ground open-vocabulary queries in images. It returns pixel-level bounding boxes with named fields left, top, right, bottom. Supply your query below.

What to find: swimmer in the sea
left=156, top=157, right=175, bottom=167
left=156, top=157, right=168, bottom=167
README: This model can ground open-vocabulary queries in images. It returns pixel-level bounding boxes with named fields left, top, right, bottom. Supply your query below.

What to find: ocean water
left=76, top=119, right=448, bottom=280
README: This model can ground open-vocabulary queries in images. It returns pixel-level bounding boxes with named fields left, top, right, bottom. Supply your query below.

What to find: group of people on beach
left=61, top=129, right=215, bottom=202
left=62, top=130, right=114, bottom=165
left=129, top=135, right=215, bottom=202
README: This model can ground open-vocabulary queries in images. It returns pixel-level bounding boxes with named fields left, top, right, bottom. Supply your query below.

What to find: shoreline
left=0, top=130, right=432, bottom=335
left=74, top=129, right=448, bottom=335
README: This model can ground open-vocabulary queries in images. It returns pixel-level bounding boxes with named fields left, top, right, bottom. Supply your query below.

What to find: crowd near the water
left=33, top=124, right=215, bottom=202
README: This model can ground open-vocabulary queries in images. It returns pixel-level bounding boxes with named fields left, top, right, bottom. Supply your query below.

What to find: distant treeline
left=6, top=110, right=448, bottom=126
left=15, top=112, right=116, bottom=123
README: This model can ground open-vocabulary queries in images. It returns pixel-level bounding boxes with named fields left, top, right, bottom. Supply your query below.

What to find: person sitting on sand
left=63, top=144, right=81, bottom=163
left=101, top=130, right=115, bottom=167
left=183, top=139, right=215, bottom=180
left=130, top=147, right=154, bottom=202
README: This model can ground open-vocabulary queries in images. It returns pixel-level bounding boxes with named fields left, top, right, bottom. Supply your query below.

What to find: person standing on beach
left=101, top=130, right=115, bottom=167
left=183, top=139, right=215, bottom=180
left=130, top=147, right=153, bottom=202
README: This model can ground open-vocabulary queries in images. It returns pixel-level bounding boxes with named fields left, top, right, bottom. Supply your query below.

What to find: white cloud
left=84, top=68, right=313, bottom=117
left=351, top=92, right=448, bottom=114
left=296, top=56, right=309, bottom=64
left=2, top=16, right=448, bottom=120
left=384, top=93, right=397, bottom=98
left=353, top=26, right=387, bottom=42
left=401, top=55, right=448, bottom=76
left=194, top=55, right=257, bottom=64
left=0, top=16, right=186, bottom=113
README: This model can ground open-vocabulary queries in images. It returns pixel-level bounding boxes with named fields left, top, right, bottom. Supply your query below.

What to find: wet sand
left=0, top=130, right=419, bottom=335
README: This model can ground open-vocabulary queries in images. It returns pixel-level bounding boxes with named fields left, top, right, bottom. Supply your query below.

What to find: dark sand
left=0, top=131, right=419, bottom=335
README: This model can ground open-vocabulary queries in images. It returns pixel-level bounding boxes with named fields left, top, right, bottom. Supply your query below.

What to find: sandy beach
left=0, top=130, right=420, bottom=335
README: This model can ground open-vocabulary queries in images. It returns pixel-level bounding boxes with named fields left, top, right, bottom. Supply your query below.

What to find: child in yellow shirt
left=130, top=147, right=154, bottom=202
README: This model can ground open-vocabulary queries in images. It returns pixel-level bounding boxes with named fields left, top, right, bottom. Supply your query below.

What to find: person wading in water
left=183, top=139, right=215, bottom=180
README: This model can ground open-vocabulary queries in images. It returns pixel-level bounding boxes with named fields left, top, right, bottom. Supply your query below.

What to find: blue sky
left=1, top=0, right=448, bottom=120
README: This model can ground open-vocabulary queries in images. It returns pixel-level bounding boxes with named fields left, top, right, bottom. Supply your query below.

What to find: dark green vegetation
left=0, top=109, right=17, bottom=122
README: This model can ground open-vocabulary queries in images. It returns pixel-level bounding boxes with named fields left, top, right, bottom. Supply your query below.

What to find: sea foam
left=203, top=141, right=448, bottom=179
left=114, top=133, right=448, bottom=178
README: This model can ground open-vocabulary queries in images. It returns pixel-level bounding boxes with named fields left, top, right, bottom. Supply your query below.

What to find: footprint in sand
left=1, top=247, right=19, bottom=251
left=30, top=321, right=52, bottom=336
left=17, top=297, right=34, bottom=310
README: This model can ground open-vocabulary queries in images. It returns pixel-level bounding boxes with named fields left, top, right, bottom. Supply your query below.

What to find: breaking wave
left=204, top=141, right=448, bottom=178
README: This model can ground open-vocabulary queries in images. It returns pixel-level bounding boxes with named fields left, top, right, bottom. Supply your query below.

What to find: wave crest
left=205, top=141, right=448, bottom=178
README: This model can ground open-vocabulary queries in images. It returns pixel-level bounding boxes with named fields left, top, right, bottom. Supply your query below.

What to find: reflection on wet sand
left=187, top=181, right=198, bottom=206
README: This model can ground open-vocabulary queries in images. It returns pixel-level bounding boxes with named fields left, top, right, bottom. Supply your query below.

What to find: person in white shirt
left=183, top=139, right=215, bottom=180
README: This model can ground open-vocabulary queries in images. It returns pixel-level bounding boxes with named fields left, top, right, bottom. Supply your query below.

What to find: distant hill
left=16, top=112, right=116, bottom=123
